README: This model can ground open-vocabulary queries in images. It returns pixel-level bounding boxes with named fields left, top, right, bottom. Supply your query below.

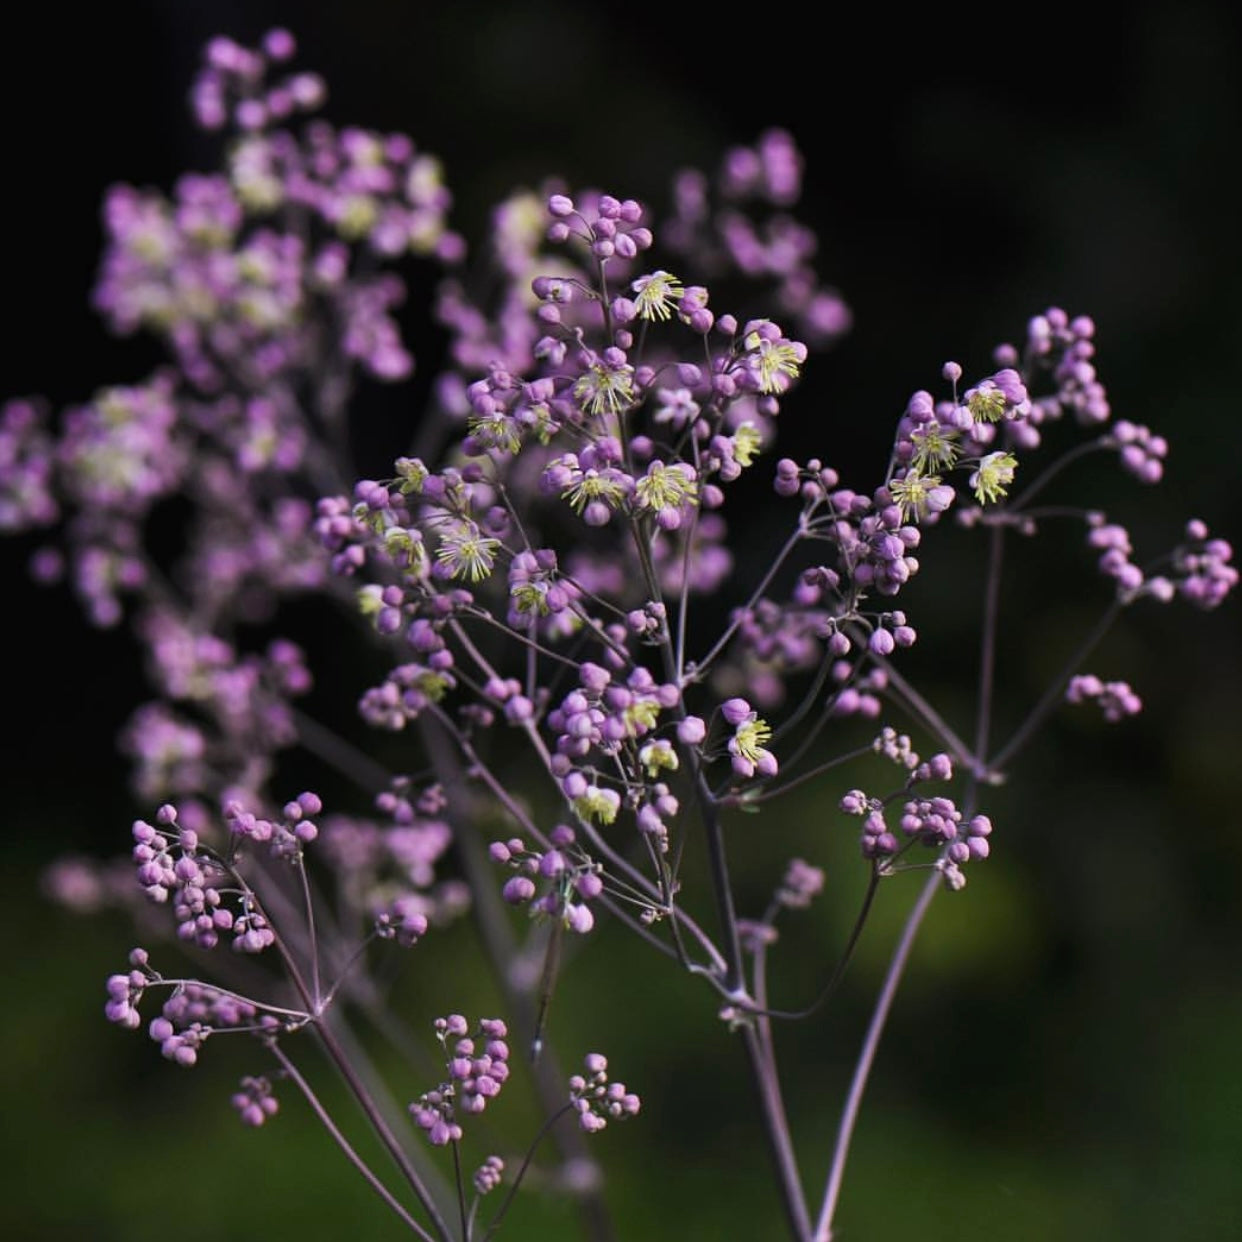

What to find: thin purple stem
left=687, top=771, right=807, bottom=1237
left=296, top=857, right=323, bottom=1008
left=973, top=524, right=1006, bottom=762
left=741, top=1023, right=812, bottom=1241
left=740, top=744, right=875, bottom=806
left=818, top=508, right=1011, bottom=1239
left=239, top=861, right=449, bottom=1238
left=419, top=717, right=617, bottom=1242
left=755, top=872, right=879, bottom=1022
left=869, top=657, right=983, bottom=777
left=451, top=1139, right=469, bottom=1242
left=481, top=1104, right=578, bottom=1242
left=690, top=769, right=745, bottom=991
left=813, top=868, right=940, bottom=1241
left=627, top=504, right=814, bottom=1235
left=688, top=524, right=806, bottom=683
left=269, top=1040, right=438, bottom=1241
left=309, top=1013, right=454, bottom=1240
left=291, top=705, right=393, bottom=795
left=1007, top=438, right=1108, bottom=511
left=988, top=598, right=1122, bottom=773
left=673, top=435, right=704, bottom=683
left=751, top=935, right=812, bottom=1240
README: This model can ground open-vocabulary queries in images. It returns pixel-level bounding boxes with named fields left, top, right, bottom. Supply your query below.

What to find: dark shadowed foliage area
left=2, top=3, right=1240, bottom=1240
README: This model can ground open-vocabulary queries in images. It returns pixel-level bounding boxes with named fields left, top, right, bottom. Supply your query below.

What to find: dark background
left=3, top=3, right=1241, bottom=1240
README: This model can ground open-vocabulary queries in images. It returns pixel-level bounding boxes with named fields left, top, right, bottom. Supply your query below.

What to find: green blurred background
left=3, top=2, right=1241, bottom=1239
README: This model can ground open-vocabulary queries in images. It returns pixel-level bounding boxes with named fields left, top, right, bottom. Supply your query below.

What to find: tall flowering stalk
left=3, top=30, right=1235, bottom=1242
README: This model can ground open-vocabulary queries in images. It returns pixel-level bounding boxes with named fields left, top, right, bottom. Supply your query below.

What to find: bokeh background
left=3, top=2, right=1241, bottom=1239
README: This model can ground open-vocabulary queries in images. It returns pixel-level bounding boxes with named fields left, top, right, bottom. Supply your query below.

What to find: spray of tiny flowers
left=5, top=30, right=1235, bottom=1242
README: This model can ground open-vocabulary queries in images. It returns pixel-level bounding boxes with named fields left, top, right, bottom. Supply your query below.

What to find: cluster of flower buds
left=231, top=1074, right=280, bottom=1127
left=473, top=1154, right=505, bottom=1195
left=490, top=826, right=603, bottom=935
left=131, top=805, right=259, bottom=951
left=147, top=982, right=270, bottom=1067
left=106, top=943, right=283, bottom=1070
left=1066, top=674, right=1143, bottom=722
left=1174, top=519, right=1238, bottom=609
left=775, top=858, right=826, bottom=911
left=568, top=1054, right=641, bottom=1134
left=662, top=129, right=852, bottom=348
left=318, top=779, right=465, bottom=937
left=373, top=896, right=430, bottom=947
left=899, top=798, right=993, bottom=861
left=104, top=948, right=154, bottom=1031
left=840, top=739, right=986, bottom=887
left=410, top=1016, right=511, bottom=1146
left=225, top=791, right=321, bottom=862
left=1016, top=309, right=1109, bottom=426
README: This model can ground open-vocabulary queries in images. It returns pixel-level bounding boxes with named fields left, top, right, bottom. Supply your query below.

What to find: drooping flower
left=631, top=270, right=685, bottom=321
left=969, top=452, right=1017, bottom=505
left=909, top=422, right=960, bottom=473
left=740, top=319, right=806, bottom=395
left=725, top=700, right=777, bottom=779
left=887, top=472, right=954, bottom=522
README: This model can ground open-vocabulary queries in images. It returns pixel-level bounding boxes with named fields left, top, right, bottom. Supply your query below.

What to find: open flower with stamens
left=573, top=349, right=635, bottom=419
left=730, top=422, right=763, bottom=468
left=633, top=460, right=699, bottom=530
left=722, top=698, right=777, bottom=779
left=887, top=472, right=954, bottom=523
left=553, top=455, right=633, bottom=526
left=909, top=422, right=960, bottom=473
left=969, top=452, right=1017, bottom=505
left=434, top=520, right=501, bottom=582
left=572, top=784, right=621, bottom=825
left=965, top=369, right=1030, bottom=423
left=739, top=319, right=807, bottom=396
left=631, top=270, right=685, bottom=321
